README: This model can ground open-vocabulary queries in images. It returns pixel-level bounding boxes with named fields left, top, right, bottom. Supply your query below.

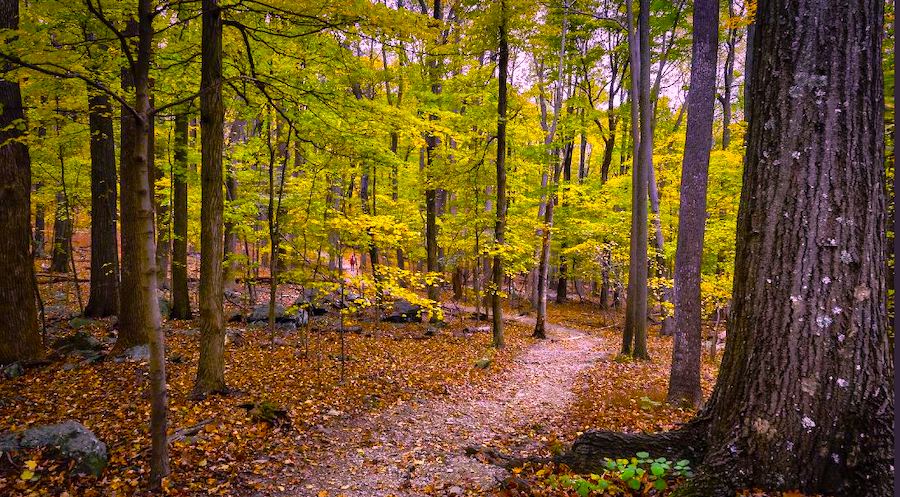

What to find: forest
left=0, top=0, right=894, bottom=496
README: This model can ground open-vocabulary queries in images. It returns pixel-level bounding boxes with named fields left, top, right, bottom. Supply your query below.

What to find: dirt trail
left=291, top=309, right=607, bottom=497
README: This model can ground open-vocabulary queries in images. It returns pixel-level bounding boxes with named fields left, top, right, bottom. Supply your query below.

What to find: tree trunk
left=568, top=2, right=893, bottom=494
left=622, top=0, right=648, bottom=358
left=666, top=0, right=718, bottom=407
left=50, top=192, right=73, bottom=273
left=718, top=0, right=737, bottom=149
left=33, top=198, right=45, bottom=258
left=556, top=254, right=567, bottom=303
left=170, top=113, right=191, bottom=320
left=151, top=113, right=169, bottom=289
left=0, top=0, right=41, bottom=364
left=491, top=0, right=508, bottom=348
left=84, top=92, right=120, bottom=317
left=194, top=0, right=226, bottom=397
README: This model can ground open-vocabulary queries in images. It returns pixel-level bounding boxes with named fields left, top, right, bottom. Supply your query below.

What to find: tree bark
left=0, top=0, right=41, bottom=364
left=491, top=0, right=508, bottom=348
left=193, top=0, right=227, bottom=397
left=666, top=0, right=718, bottom=407
left=718, top=0, right=737, bottom=149
left=170, top=113, right=191, bottom=320
left=84, top=91, right=120, bottom=317
left=569, top=2, right=893, bottom=494
left=50, top=192, right=73, bottom=273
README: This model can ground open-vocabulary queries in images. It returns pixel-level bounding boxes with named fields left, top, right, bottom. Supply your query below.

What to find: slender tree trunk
left=491, top=0, right=508, bottom=348
left=33, top=198, right=45, bottom=258
left=170, top=113, right=191, bottom=320
left=556, top=254, right=568, bottom=303
left=152, top=113, right=170, bottom=290
left=193, top=0, right=226, bottom=397
left=718, top=0, right=737, bottom=149
left=667, top=0, right=718, bottom=407
left=567, top=2, right=893, bottom=495
left=0, top=0, right=41, bottom=364
left=50, top=192, right=72, bottom=273
left=84, top=92, right=120, bottom=317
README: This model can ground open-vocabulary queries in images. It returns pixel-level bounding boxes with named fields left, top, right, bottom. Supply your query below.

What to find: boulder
left=382, top=299, right=422, bottom=323
left=114, top=344, right=149, bottom=363
left=3, top=362, right=24, bottom=379
left=51, top=331, right=102, bottom=354
left=247, top=303, right=285, bottom=323
left=0, top=421, right=107, bottom=476
left=68, top=317, right=95, bottom=329
left=294, top=289, right=329, bottom=316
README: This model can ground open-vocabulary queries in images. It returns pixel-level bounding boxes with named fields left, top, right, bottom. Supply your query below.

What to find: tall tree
left=666, top=0, right=719, bottom=407
left=717, top=0, right=738, bottom=149
left=423, top=0, right=443, bottom=303
left=170, top=113, right=191, bottom=320
left=565, top=0, right=893, bottom=494
left=193, top=0, right=227, bottom=397
left=621, top=0, right=649, bottom=358
left=490, top=0, right=509, bottom=349
left=84, top=90, right=120, bottom=317
left=0, top=0, right=41, bottom=365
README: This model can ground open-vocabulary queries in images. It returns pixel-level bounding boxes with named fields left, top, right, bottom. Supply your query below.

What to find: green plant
left=547, top=453, right=692, bottom=495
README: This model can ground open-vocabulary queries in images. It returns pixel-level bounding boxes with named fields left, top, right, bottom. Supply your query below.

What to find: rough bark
left=491, top=0, right=508, bottom=349
left=0, top=0, right=41, bottom=364
left=569, top=2, right=893, bottom=495
left=50, top=192, right=73, bottom=273
left=84, top=92, right=119, bottom=317
left=667, top=0, right=718, bottom=407
left=170, top=113, right=191, bottom=320
left=194, top=0, right=227, bottom=397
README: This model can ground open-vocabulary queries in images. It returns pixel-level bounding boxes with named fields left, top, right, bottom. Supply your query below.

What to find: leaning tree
left=562, top=0, right=894, bottom=495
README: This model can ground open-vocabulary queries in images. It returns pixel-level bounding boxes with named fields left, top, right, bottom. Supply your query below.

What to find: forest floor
left=285, top=308, right=608, bottom=497
left=1, top=246, right=721, bottom=496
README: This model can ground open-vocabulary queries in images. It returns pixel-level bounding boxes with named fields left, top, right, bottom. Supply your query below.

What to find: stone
left=3, top=362, right=24, bottom=379
left=0, top=421, right=108, bottom=476
left=157, top=298, right=171, bottom=318
left=447, top=485, right=464, bottom=497
left=247, top=303, right=285, bottom=323
left=51, top=331, right=102, bottom=354
left=68, top=317, right=94, bottom=329
left=294, top=289, right=329, bottom=316
left=114, top=345, right=149, bottom=363
left=381, top=299, right=422, bottom=323
left=474, top=357, right=491, bottom=369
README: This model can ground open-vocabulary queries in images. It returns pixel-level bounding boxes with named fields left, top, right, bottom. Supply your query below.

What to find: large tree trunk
left=50, top=192, right=73, bottom=273
left=568, top=1, right=892, bottom=495
left=170, top=113, right=191, bottom=320
left=490, top=0, right=508, bottom=348
left=84, top=91, right=120, bottom=317
left=622, top=0, right=650, bottom=358
left=666, top=0, right=718, bottom=407
left=0, top=0, right=41, bottom=365
left=193, top=0, right=227, bottom=397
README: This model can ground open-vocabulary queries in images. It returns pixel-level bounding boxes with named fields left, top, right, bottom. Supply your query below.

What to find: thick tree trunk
left=0, top=0, right=41, bottom=364
left=569, top=2, right=893, bottom=495
left=194, top=0, right=227, bottom=397
left=50, top=192, right=72, bottom=273
left=84, top=92, right=120, bottom=317
left=170, top=114, right=191, bottom=320
left=667, top=0, right=718, bottom=407
left=491, top=0, right=508, bottom=348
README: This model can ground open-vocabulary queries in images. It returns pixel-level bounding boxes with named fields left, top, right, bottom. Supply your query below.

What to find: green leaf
left=635, top=451, right=650, bottom=459
left=654, top=478, right=667, bottom=490
left=620, top=468, right=634, bottom=480
left=651, top=463, right=665, bottom=476
left=627, top=478, right=641, bottom=490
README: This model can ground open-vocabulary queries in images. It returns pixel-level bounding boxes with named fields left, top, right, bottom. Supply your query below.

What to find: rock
left=0, top=421, right=108, bottom=476
left=447, top=485, right=464, bottom=497
left=225, top=329, right=244, bottom=347
left=326, top=409, right=343, bottom=417
left=227, top=310, right=244, bottom=323
left=68, top=317, right=94, bottom=329
left=327, top=292, right=366, bottom=309
left=247, top=303, right=285, bottom=323
left=114, top=345, right=149, bottom=363
left=51, top=331, right=102, bottom=354
left=224, top=289, right=241, bottom=300
left=3, top=362, right=24, bottom=379
left=272, top=337, right=288, bottom=346
left=294, top=289, right=329, bottom=316
left=158, top=298, right=171, bottom=318
left=277, top=321, right=297, bottom=333
left=474, top=357, right=491, bottom=369
left=382, top=299, right=422, bottom=323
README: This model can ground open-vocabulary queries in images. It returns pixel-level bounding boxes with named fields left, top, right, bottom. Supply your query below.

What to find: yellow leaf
left=20, top=469, right=34, bottom=480
left=24, top=460, right=37, bottom=471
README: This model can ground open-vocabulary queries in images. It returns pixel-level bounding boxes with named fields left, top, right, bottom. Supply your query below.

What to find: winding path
left=291, top=310, right=607, bottom=497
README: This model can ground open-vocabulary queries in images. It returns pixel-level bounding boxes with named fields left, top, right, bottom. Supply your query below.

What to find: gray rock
left=68, top=317, right=95, bottom=330
left=382, top=299, right=422, bottom=323
left=247, top=303, right=285, bottom=323
left=3, top=362, right=24, bottom=379
left=51, top=331, right=102, bottom=354
left=447, top=485, right=464, bottom=497
left=474, top=357, right=491, bottom=369
left=114, top=345, right=149, bottom=363
left=158, top=298, right=171, bottom=318
left=0, top=420, right=107, bottom=476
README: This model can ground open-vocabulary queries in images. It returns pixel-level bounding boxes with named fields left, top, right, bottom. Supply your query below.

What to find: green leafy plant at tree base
left=545, top=453, right=692, bottom=495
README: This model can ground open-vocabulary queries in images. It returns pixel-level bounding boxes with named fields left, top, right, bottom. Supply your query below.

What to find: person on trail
left=349, top=253, right=357, bottom=274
